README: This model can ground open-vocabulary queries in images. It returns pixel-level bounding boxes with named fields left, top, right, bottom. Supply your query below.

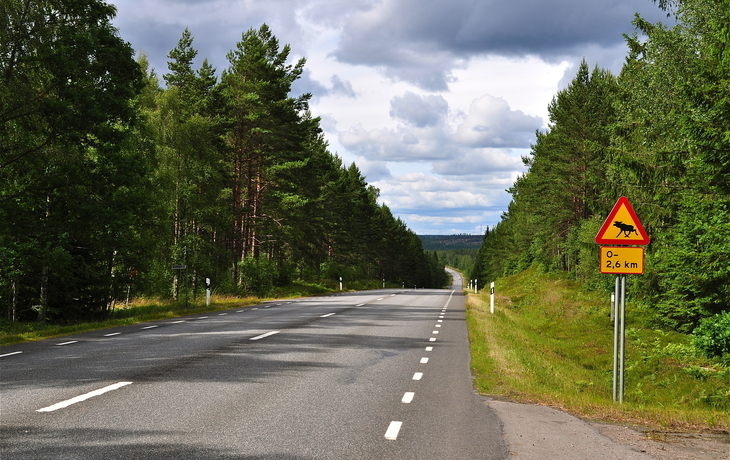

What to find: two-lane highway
left=1, top=279, right=507, bottom=459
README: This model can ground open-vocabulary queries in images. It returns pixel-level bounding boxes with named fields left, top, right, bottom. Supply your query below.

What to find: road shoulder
left=484, top=397, right=730, bottom=460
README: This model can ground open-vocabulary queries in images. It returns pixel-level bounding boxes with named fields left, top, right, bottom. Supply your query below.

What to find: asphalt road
left=0, top=274, right=507, bottom=459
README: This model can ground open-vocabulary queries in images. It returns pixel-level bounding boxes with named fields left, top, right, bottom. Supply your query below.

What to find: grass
left=466, top=267, right=730, bottom=433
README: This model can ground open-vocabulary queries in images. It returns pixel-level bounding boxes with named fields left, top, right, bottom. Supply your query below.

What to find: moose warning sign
left=595, top=197, right=650, bottom=245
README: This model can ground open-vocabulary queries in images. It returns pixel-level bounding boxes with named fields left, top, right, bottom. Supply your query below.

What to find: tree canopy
left=1, top=9, right=446, bottom=323
left=471, top=0, right=730, bottom=332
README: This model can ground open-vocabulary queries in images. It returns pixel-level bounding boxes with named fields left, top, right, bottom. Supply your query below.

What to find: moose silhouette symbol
left=613, top=221, right=638, bottom=238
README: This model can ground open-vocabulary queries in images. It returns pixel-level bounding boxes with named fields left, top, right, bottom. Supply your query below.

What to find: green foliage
left=467, top=267, right=730, bottom=429
left=1, top=15, right=443, bottom=323
left=238, top=257, right=274, bottom=297
left=693, top=312, right=730, bottom=358
left=472, top=0, right=730, bottom=332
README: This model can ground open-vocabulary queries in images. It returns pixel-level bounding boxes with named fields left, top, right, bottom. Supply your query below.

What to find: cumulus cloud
left=373, top=171, right=517, bottom=234
left=454, top=95, right=542, bottom=148
left=432, top=149, right=526, bottom=176
left=339, top=91, right=539, bottom=165
left=338, top=123, right=454, bottom=162
left=109, top=0, right=669, bottom=234
left=389, top=92, right=448, bottom=127
left=330, top=75, right=357, bottom=98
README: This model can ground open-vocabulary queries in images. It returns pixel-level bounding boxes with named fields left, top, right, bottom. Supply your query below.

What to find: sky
left=109, top=0, right=669, bottom=235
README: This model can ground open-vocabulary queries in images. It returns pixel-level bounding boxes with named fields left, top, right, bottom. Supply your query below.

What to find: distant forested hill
left=419, top=235, right=484, bottom=251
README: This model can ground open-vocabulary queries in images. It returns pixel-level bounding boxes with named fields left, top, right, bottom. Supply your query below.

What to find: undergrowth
left=466, top=266, right=730, bottom=432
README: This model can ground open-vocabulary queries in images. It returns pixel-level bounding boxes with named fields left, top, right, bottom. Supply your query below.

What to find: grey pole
left=612, top=276, right=620, bottom=402
left=619, top=274, right=626, bottom=403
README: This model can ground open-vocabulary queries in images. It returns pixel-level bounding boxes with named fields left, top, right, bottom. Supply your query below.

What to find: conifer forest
left=1, top=2, right=446, bottom=323
left=470, top=0, right=730, bottom=333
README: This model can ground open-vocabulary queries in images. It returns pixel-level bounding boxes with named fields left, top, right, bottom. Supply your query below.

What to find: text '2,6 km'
left=600, top=246, right=644, bottom=274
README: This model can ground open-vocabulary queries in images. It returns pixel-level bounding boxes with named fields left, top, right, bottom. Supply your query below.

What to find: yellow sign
left=600, top=247, right=644, bottom=274
left=595, top=197, right=650, bottom=245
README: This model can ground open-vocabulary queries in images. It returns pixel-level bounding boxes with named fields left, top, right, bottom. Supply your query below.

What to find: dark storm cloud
left=111, top=0, right=309, bottom=85
left=332, top=0, right=667, bottom=89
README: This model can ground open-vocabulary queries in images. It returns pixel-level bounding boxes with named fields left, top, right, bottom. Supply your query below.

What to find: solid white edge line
left=321, top=313, right=336, bottom=318
left=412, top=372, right=423, bottom=380
left=402, top=392, right=415, bottom=403
left=37, top=382, right=132, bottom=412
left=384, top=421, right=403, bottom=440
left=0, top=351, right=22, bottom=358
left=250, top=331, right=280, bottom=341
left=57, top=341, right=78, bottom=346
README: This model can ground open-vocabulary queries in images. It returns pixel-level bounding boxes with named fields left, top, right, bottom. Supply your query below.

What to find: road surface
left=1, top=273, right=507, bottom=459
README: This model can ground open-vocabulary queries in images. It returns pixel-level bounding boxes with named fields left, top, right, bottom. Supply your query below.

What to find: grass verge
left=466, top=267, right=730, bottom=433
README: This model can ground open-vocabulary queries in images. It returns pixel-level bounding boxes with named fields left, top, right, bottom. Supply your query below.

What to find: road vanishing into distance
left=0, top=269, right=508, bottom=459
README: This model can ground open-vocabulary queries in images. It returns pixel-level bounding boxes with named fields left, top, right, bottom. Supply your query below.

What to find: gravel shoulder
left=485, top=397, right=730, bottom=460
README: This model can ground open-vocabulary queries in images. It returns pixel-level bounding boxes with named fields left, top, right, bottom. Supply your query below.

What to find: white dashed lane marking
left=401, top=392, right=415, bottom=403
left=250, top=331, right=280, bottom=341
left=384, top=421, right=403, bottom=440
left=0, top=351, right=22, bottom=358
left=412, top=372, right=423, bottom=380
left=57, top=341, right=78, bottom=346
left=420, top=357, right=429, bottom=364
left=37, top=382, right=133, bottom=412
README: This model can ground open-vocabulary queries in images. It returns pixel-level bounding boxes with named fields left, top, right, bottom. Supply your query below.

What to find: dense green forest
left=471, top=0, right=730, bottom=333
left=0, top=1, right=446, bottom=323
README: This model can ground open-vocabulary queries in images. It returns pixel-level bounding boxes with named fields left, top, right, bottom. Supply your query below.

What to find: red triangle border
left=595, top=196, right=650, bottom=245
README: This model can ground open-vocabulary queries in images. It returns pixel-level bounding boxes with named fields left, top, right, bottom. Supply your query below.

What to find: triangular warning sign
left=595, top=197, right=650, bottom=245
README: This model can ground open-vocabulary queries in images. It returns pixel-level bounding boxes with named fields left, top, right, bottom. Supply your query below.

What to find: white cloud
left=453, top=95, right=542, bottom=148
left=109, top=0, right=668, bottom=234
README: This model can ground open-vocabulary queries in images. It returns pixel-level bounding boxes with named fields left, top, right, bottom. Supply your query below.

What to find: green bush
left=693, top=311, right=730, bottom=358
left=238, top=257, right=274, bottom=298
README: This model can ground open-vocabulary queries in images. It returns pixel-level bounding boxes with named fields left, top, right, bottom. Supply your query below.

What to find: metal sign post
left=596, top=197, right=650, bottom=404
